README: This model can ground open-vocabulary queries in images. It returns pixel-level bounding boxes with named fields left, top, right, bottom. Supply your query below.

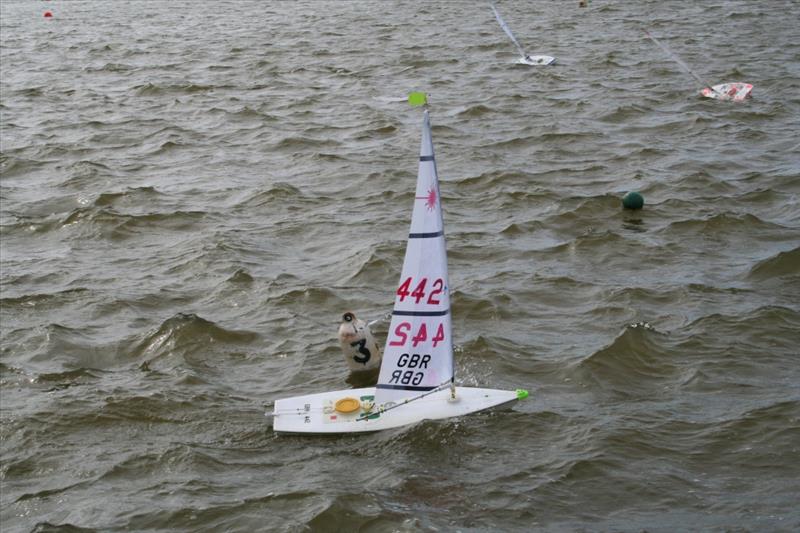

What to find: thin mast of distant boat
left=490, top=3, right=555, bottom=65
left=491, top=2, right=528, bottom=59
left=644, top=30, right=722, bottom=97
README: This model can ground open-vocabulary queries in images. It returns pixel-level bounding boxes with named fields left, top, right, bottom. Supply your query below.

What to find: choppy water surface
left=2, top=0, right=799, bottom=531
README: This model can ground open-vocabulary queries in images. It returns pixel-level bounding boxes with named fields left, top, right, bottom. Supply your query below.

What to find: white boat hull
left=701, top=82, right=753, bottom=102
left=271, top=386, right=523, bottom=434
left=517, top=55, right=556, bottom=66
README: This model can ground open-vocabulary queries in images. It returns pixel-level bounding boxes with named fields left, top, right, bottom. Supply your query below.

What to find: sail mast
left=644, top=30, right=720, bottom=97
left=491, top=2, right=528, bottom=59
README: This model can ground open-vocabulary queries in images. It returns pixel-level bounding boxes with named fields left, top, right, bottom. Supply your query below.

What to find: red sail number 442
left=396, top=277, right=444, bottom=304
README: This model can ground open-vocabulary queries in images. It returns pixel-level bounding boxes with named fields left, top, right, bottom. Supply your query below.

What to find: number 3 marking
left=351, top=339, right=371, bottom=365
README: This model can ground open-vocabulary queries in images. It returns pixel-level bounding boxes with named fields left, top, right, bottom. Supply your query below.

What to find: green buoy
left=622, top=191, right=644, bottom=210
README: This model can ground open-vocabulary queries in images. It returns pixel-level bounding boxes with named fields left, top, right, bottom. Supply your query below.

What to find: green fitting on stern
left=516, top=389, right=529, bottom=400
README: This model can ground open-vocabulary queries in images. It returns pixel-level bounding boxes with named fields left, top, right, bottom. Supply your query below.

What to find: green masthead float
left=269, top=93, right=528, bottom=434
left=408, top=91, right=428, bottom=107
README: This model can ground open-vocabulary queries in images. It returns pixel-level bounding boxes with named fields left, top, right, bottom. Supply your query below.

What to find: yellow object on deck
left=334, top=397, right=361, bottom=414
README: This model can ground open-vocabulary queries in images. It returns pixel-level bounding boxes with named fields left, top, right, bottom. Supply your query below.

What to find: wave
left=657, top=170, right=735, bottom=194
left=665, top=212, right=787, bottom=234
left=0, top=287, right=90, bottom=309
left=93, top=186, right=163, bottom=207
left=703, top=400, right=800, bottom=453
left=542, top=194, right=625, bottom=227
left=271, top=135, right=341, bottom=151
left=9, top=86, right=47, bottom=98
left=544, top=230, right=629, bottom=256
left=684, top=305, right=799, bottom=339
left=83, top=62, right=135, bottom=73
left=663, top=306, right=800, bottom=392
left=30, top=522, right=98, bottom=532
left=335, top=243, right=401, bottom=286
left=146, top=139, right=185, bottom=155
left=133, top=82, right=223, bottom=96
left=595, top=103, right=650, bottom=123
left=499, top=219, right=547, bottom=236
left=32, top=368, right=103, bottom=392
left=0, top=153, right=47, bottom=179
left=226, top=268, right=254, bottom=284
left=352, top=123, right=397, bottom=140
left=573, top=323, right=675, bottom=396
left=450, top=170, right=524, bottom=189
left=131, top=313, right=260, bottom=367
left=454, top=104, right=493, bottom=118
left=34, top=367, right=102, bottom=383
left=117, top=490, right=319, bottom=531
left=59, top=160, right=116, bottom=187
left=58, top=206, right=207, bottom=240
left=234, top=183, right=304, bottom=208
left=485, top=131, right=601, bottom=150
left=3, top=323, right=123, bottom=371
left=748, top=246, right=800, bottom=280
left=267, top=287, right=340, bottom=308
left=451, top=290, right=516, bottom=323
left=0, top=185, right=162, bottom=233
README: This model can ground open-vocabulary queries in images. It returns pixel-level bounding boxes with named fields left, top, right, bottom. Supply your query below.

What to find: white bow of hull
left=517, top=55, right=556, bottom=66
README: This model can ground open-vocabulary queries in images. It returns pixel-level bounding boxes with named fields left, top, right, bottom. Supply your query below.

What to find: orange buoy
left=44, top=10, right=53, bottom=18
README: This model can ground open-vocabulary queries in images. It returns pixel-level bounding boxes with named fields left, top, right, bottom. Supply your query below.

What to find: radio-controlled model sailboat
left=270, top=94, right=528, bottom=434
left=490, top=2, right=556, bottom=66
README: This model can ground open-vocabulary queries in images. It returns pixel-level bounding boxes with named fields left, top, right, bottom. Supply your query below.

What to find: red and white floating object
left=491, top=3, right=556, bottom=66
left=646, top=30, right=753, bottom=102
left=701, top=82, right=753, bottom=102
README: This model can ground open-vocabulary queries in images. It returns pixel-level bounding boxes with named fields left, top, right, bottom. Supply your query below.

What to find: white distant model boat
left=645, top=30, right=753, bottom=102
left=491, top=2, right=556, bottom=66
left=270, top=100, right=528, bottom=435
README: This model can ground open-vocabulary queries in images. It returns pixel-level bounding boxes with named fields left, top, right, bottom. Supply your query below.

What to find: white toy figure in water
left=337, top=312, right=382, bottom=372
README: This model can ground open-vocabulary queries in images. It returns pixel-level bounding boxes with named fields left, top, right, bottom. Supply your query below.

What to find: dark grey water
left=2, top=0, right=799, bottom=531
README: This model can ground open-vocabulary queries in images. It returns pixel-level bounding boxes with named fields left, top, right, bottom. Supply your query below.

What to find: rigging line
left=367, top=312, right=392, bottom=328
left=290, top=311, right=386, bottom=331
left=357, top=378, right=454, bottom=422
left=490, top=2, right=528, bottom=59
left=644, top=30, right=721, bottom=97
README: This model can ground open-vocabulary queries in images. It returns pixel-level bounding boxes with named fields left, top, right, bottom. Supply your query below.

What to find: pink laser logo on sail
left=416, top=186, right=437, bottom=211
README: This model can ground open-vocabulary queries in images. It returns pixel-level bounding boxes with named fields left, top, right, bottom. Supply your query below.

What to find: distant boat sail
left=270, top=98, right=527, bottom=434
left=490, top=2, right=556, bottom=66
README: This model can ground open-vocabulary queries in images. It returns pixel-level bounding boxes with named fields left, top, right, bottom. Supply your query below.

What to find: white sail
left=491, top=3, right=527, bottom=59
left=375, top=110, right=453, bottom=406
